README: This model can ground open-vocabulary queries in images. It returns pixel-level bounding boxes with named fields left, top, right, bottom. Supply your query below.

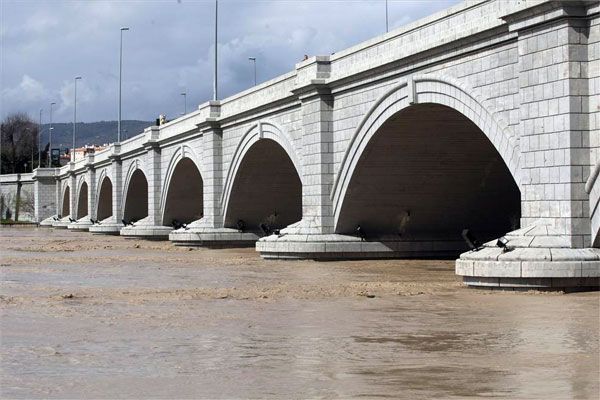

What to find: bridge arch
left=222, top=121, right=303, bottom=233
left=123, top=160, right=148, bottom=223
left=60, top=183, right=70, bottom=217
left=160, top=146, right=204, bottom=226
left=95, top=170, right=113, bottom=221
left=75, top=177, right=89, bottom=220
left=332, top=74, right=521, bottom=246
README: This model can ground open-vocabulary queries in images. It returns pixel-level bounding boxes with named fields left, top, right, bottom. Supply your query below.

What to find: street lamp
left=181, top=92, right=187, bottom=115
left=38, top=108, right=43, bottom=168
left=248, top=57, right=256, bottom=86
left=118, top=27, right=129, bottom=143
left=385, top=0, right=389, bottom=33
left=49, top=102, right=56, bottom=167
left=73, top=76, right=82, bottom=162
left=213, top=0, right=218, bottom=101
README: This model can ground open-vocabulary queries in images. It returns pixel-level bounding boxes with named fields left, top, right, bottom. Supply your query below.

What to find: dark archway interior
left=225, top=139, right=302, bottom=233
left=76, top=182, right=88, bottom=219
left=163, top=158, right=203, bottom=226
left=61, top=186, right=70, bottom=217
left=336, top=103, right=521, bottom=245
left=123, top=170, right=148, bottom=222
left=97, top=177, right=113, bottom=221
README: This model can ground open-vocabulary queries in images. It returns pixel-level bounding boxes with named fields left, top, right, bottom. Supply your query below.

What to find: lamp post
left=213, top=0, right=218, bottom=101
left=181, top=92, right=187, bottom=115
left=72, top=76, right=82, bottom=162
left=385, top=0, right=389, bottom=33
left=248, top=57, right=256, bottom=86
left=49, top=102, right=55, bottom=167
left=38, top=108, right=43, bottom=168
left=118, top=27, right=129, bottom=143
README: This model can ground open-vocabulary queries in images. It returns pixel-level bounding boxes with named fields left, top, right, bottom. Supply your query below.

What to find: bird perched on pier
left=236, top=219, right=246, bottom=232
left=356, top=225, right=366, bottom=241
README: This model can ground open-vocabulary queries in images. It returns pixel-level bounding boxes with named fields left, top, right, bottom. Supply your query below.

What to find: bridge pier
left=120, top=128, right=172, bottom=240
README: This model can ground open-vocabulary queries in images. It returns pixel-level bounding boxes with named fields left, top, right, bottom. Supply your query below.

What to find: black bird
left=462, top=229, right=482, bottom=251
left=122, top=219, right=128, bottom=227
left=356, top=225, right=366, bottom=241
left=69, top=217, right=75, bottom=223
left=259, top=223, right=272, bottom=236
left=236, top=219, right=246, bottom=232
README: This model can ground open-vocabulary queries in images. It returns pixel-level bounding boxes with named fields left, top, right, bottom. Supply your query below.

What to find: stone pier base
left=456, top=223, right=600, bottom=291
left=120, top=217, right=172, bottom=240
left=39, top=216, right=57, bottom=227
left=88, top=217, right=122, bottom=235
left=170, top=227, right=259, bottom=248
left=257, top=233, right=465, bottom=260
left=51, top=216, right=72, bottom=229
left=67, top=216, right=93, bottom=231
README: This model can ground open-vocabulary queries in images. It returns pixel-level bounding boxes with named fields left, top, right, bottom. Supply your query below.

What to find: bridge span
left=8, top=0, right=599, bottom=290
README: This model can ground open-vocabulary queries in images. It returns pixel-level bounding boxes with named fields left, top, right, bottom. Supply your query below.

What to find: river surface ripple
left=1, top=228, right=598, bottom=399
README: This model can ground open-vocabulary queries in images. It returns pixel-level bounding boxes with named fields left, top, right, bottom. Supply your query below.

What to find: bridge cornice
left=501, top=0, right=594, bottom=32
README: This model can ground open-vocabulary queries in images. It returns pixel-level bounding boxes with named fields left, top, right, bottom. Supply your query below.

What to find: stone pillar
left=69, top=165, right=76, bottom=219
left=143, top=127, right=162, bottom=225
left=197, top=104, right=223, bottom=229
left=284, top=56, right=334, bottom=235
left=89, top=144, right=123, bottom=234
left=121, top=126, right=171, bottom=239
left=110, top=145, right=123, bottom=222
left=55, top=176, right=60, bottom=216
left=33, top=169, right=58, bottom=223
left=85, top=155, right=96, bottom=219
left=505, top=2, right=593, bottom=247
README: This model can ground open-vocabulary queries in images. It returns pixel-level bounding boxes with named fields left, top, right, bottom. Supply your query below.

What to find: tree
left=0, top=113, right=40, bottom=174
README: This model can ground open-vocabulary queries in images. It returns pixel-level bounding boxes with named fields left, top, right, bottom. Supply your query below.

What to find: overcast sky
left=1, top=0, right=460, bottom=123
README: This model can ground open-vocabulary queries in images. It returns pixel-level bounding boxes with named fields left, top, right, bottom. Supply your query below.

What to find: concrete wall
left=0, top=173, right=35, bottom=222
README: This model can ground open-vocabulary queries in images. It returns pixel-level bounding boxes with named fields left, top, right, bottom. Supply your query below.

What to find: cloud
left=1, top=0, right=461, bottom=123
left=2, top=75, right=48, bottom=108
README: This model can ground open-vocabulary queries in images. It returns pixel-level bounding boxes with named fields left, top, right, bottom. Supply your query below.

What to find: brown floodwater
left=0, top=227, right=598, bottom=399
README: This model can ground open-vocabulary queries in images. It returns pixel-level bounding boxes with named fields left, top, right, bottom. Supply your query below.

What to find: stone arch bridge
left=25, top=0, right=599, bottom=290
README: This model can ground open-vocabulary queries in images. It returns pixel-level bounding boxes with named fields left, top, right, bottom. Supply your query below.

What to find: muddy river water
left=0, top=227, right=598, bottom=399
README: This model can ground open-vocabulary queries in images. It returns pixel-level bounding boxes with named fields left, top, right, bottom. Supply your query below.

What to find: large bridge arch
left=222, top=121, right=303, bottom=233
left=60, top=184, right=70, bottom=217
left=332, top=74, right=521, bottom=227
left=75, top=177, right=88, bottom=220
left=123, top=160, right=148, bottom=222
left=332, top=75, right=521, bottom=245
left=96, top=170, right=113, bottom=221
left=161, top=146, right=204, bottom=226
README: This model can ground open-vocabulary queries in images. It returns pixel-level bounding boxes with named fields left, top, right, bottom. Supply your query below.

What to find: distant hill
left=40, top=120, right=152, bottom=150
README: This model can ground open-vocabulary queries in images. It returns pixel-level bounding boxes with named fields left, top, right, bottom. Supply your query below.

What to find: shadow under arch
left=223, top=138, right=302, bottom=233
left=332, top=74, right=521, bottom=225
left=76, top=181, right=88, bottom=219
left=123, top=169, right=148, bottom=222
left=221, top=121, right=303, bottom=218
left=161, top=157, right=204, bottom=226
left=334, top=102, right=521, bottom=250
left=61, top=185, right=70, bottom=217
left=96, top=175, right=113, bottom=221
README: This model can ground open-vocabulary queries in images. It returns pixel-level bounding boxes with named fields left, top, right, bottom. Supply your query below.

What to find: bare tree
left=0, top=113, right=39, bottom=174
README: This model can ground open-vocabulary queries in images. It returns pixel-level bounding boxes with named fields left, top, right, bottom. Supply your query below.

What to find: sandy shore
left=1, top=227, right=598, bottom=399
